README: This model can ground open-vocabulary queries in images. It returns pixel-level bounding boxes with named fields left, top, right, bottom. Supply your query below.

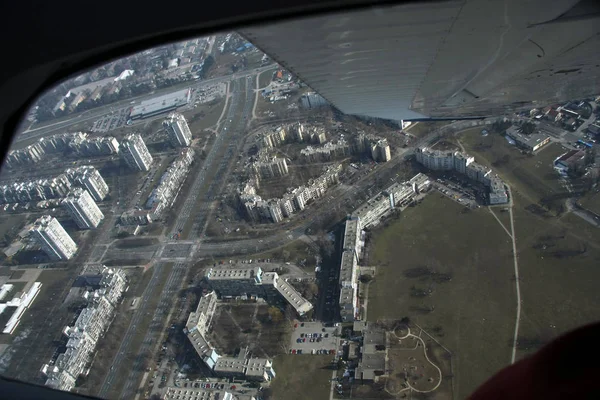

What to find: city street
left=13, top=64, right=276, bottom=146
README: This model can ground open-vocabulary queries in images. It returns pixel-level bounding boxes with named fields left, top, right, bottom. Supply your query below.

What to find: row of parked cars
left=290, top=349, right=336, bottom=355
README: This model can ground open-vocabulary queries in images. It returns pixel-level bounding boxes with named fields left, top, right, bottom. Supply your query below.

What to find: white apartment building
left=253, top=157, right=288, bottom=179
left=121, top=133, right=153, bottom=171
left=30, top=216, right=77, bottom=261
left=66, top=166, right=109, bottom=201
left=163, top=112, right=193, bottom=147
left=62, top=188, right=104, bottom=229
left=415, top=147, right=455, bottom=170
left=42, top=267, right=126, bottom=392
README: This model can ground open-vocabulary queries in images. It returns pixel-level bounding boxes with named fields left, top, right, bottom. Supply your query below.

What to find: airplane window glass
left=1, top=5, right=600, bottom=399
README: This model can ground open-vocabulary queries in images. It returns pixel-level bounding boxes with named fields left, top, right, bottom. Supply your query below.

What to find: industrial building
left=163, top=112, right=193, bottom=147
left=129, top=88, right=191, bottom=120
left=62, top=188, right=104, bottom=229
left=65, top=166, right=109, bottom=202
left=30, top=216, right=78, bottom=261
left=554, top=149, right=587, bottom=174
left=42, top=267, right=126, bottom=392
left=121, top=133, right=153, bottom=171
left=505, top=125, right=551, bottom=152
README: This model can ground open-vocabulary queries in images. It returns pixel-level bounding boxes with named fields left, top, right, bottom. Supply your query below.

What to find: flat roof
left=206, top=267, right=262, bottom=281
left=129, top=88, right=191, bottom=118
left=339, top=251, right=355, bottom=285
left=275, top=277, right=313, bottom=314
left=343, top=219, right=360, bottom=250
left=506, top=127, right=550, bottom=147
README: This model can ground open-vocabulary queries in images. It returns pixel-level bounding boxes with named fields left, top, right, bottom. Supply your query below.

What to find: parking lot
left=289, top=322, right=339, bottom=355
left=92, top=107, right=130, bottom=132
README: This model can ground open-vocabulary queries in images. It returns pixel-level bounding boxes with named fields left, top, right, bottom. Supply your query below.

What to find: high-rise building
left=253, top=157, right=289, bottom=179
left=121, top=133, right=153, bottom=171
left=163, top=113, right=193, bottom=147
left=62, top=188, right=104, bottom=229
left=30, top=216, right=78, bottom=261
left=66, top=166, right=109, bottom=201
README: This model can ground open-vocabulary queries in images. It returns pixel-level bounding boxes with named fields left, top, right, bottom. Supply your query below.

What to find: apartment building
left=205, top=266, right=312, bottom=316
left=62, top=188, right=104, bottom=229
left=65, top=166, right=109, bottom=201
left=253, top=157, right=288, bottom=179
left=121, top=133, right=153, bottom=171
left=415, top=147, right=508, bottom=204
left=163, top=112, right=193, bottom=147
left=145, top=148, right=194, bottom=218
left=42, top=267, right=126, bottom=392
left=30, top=216, right=78, bottom=261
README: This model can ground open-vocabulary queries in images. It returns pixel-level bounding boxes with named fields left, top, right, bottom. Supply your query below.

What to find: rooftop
left=206, top=267, right=262, bottom=281
left=130, top=88, right=191, bottom=118
left=339, top=251, right=356, bottom=285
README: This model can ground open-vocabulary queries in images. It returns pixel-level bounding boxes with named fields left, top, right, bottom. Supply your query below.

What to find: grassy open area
left=209, top=304, right=290, bottom=358
left=270, top=354, right=333, bottom=400
left=578, top=188, right=600, bottom=215
left=508, top=193, right=600, bottom=361
left=258, top=69, right=274, bottom=89
left=184, top=97, right=227, bottom=134
left=459, top=128, right=568, bottom=212
left=367, top=194, right=515, bottom=399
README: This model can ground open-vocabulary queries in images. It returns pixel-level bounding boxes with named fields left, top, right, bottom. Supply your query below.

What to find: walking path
left=385, top=326, right=443, bottom=395
left=506, top=186, right=522, bottom=364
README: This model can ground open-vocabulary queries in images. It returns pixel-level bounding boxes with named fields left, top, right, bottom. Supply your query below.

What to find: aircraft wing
left=241, top=0, right=600, bottom=120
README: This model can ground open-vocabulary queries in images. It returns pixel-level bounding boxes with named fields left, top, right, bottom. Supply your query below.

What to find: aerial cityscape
left=0, top=29, right=599, bottom=400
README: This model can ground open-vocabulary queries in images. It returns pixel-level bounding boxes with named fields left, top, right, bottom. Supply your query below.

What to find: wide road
left=14, top=64, right=276, bottom=145
left=117, top=77, right=257, bottom=399
left=98, top=77, right=249, bottom=398
left=97, top=106, right=455, bottom=398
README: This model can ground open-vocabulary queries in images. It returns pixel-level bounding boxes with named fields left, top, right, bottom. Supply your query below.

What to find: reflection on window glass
left=1, top=6, right=600, bottom=400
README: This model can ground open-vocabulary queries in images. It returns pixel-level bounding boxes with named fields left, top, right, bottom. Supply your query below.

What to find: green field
left=578, top=189, right=600, bottom=215
left=367, top=194, right=516, bottom=399
left=270, top=355, right=333, bottom=400
left=258, top=69, right=274, bottom=89
left=508, top=193, right=600, bottom=360
left=184, top=96, right=227, bottom=134
left=459, top=128, right=568, bottom=212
